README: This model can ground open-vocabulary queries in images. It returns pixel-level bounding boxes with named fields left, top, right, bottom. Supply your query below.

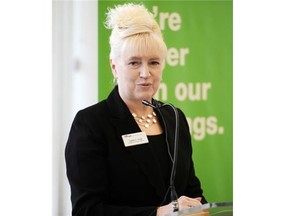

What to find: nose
left=139, top=64, right=150, bottom=78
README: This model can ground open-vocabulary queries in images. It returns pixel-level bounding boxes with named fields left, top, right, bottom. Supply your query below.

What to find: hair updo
left=105, top=3, right=167, bottom=60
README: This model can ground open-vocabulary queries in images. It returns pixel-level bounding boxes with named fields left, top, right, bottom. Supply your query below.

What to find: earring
left=113, top=77, right=117, bottom=84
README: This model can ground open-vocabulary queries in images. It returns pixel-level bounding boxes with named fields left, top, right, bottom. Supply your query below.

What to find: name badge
left=122, top=132, right=149, bottom=147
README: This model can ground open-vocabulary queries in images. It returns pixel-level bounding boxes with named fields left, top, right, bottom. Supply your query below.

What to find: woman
left=65, top=3, right=206, bottom=216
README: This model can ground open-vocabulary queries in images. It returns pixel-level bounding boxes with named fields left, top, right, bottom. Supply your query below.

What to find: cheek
left=153, top=71, right=162, bottom=87
left=122, top=73, right=136, bottom=82
left=118, top=69, right=137, bottom=83
left=154, top=70, right=163, bottom=81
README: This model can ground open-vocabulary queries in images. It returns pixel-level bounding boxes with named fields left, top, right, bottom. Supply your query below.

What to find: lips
left=138, top=83, right=151, bottom=86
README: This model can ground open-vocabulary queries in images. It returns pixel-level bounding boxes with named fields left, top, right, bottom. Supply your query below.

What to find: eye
left=150, top=60, right=160, bottom=66
left=128, top=61, right=141, bottom=68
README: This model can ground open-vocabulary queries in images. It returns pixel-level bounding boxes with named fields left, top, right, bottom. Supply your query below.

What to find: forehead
left=121, top=34, right=166, bottom=59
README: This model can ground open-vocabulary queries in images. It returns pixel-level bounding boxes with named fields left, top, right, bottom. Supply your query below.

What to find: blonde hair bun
left=105, top=3, right=161, bottom=38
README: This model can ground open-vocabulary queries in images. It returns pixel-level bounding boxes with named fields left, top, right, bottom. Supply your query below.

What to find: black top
left=148, top=134, right=171, bottom=191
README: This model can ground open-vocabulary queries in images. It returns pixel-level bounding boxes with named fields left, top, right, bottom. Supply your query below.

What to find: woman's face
left=110, top=42, right=164, bottom=105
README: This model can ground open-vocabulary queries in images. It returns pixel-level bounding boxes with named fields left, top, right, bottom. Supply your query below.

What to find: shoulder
left=73, top=99, right=109, bottom=125
left=78, top=100, right=107, bottom=115
left=158, top=101, right=187, bottom=120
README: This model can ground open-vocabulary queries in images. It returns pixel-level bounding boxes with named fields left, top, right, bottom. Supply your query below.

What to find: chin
left=138, top=95, right=152, bottom=102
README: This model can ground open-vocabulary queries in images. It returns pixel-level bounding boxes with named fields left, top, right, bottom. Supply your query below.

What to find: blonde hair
left=105, top=3, right=167, bottom=60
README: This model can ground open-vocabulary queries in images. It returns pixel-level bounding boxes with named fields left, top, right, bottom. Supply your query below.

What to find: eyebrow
left=127, top=56, right=161, bottom=61
left=127, top=56, right=141, bottom=61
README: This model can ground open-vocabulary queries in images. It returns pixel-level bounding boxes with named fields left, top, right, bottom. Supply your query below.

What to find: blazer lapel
left=156, top=105, right=176, bottom=158
left=106, top=86, right=167, bottom=199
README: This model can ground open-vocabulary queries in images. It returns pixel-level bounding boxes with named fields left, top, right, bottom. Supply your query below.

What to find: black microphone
left=142, top=99, right=158, bottom=109
left=142, top=99, right=179, bottom=212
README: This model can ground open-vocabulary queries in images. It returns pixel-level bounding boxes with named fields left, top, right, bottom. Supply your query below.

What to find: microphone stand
left=142, top=99, right=179, bottom=212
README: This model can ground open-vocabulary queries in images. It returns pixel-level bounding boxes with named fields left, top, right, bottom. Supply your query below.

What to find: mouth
left=138, top=83, right=151, bottom=87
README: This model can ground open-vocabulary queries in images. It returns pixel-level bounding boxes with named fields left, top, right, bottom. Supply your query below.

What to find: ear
left=110, top=59, right=117, bottom=78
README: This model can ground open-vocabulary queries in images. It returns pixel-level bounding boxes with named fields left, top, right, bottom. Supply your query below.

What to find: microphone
left=142, top=99, right=179, bottom=212
left=142, top=99, right=158, bottom=109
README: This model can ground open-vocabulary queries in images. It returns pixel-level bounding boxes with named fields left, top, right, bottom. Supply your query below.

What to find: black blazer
left=65, top=86, right=206, bottom=216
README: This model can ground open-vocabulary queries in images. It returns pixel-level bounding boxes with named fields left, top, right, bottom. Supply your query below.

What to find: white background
left=52, top=1, right=98, bottom=215
left=0, top=0, right=288, bottom=215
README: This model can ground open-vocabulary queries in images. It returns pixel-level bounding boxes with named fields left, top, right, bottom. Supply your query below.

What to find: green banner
left=98, top=0, right=232, bottom=202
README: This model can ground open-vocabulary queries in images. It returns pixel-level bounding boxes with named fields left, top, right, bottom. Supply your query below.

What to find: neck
left=126, top=99, right=154, bottom=116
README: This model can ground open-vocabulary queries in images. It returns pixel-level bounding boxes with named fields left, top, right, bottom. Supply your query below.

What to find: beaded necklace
left=132, top=112, right=157, bottom=128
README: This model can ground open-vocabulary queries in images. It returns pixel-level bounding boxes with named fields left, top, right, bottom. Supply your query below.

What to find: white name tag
left=122, top=132, right=149, bottom=147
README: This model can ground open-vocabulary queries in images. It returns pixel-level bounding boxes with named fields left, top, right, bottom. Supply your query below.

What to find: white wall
left=52, top=1, right=98, bottom=215
left=1, top=1, right=52, bottom=215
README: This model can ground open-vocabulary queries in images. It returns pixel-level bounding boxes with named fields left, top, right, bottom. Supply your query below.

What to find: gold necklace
left=132, top=112, right=157, bottom=128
